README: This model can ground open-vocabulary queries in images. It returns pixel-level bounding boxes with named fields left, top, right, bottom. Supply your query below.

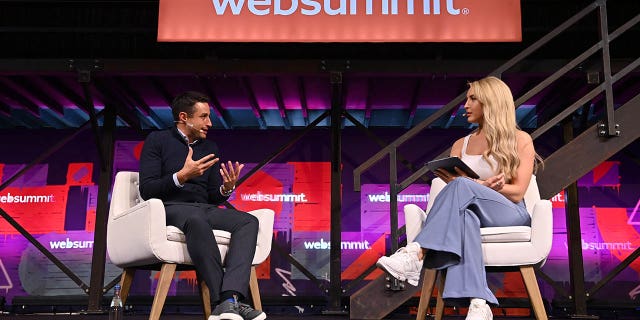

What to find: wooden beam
left=92, top=77, right=142, bottom=130
left=297, top=77, right=309, bottom=126
left=197, top=76, right=231, bottom=129
left=147, top=76, right=173, bottom=106
left=239, top=77, right=266, bottom=129
left=113, top=76, right=150, bottom=116
left=10, top=75, right=65, bottom=116
left=0, top=78, right=41, bottom=116
left=405, top=78, right=423, bottom=129
left=363, top=78, right=373, bottom=128
left=114, top=76, right=166, bottom=128
left=41, top=76, right=90, bottom=114
left=271, top=77, right=291, bottom=129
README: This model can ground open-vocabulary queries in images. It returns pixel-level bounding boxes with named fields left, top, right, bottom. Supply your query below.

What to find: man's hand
left=220, top=161, right=244, bottom=193
left=177, top=147, right=218, bottom=185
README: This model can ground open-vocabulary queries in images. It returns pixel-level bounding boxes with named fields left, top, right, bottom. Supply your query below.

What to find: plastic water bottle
left=109, top=284, right=124, bottom=320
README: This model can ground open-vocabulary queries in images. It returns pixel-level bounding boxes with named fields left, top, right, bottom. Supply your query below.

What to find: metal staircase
left=350, top=1, right=640, bottom=318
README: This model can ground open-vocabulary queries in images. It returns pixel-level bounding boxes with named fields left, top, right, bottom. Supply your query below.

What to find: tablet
left=425, top=157, right=480, bottom=179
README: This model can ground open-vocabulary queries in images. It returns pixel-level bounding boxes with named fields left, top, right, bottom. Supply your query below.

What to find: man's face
left=183, top=102, right=212, bottom=141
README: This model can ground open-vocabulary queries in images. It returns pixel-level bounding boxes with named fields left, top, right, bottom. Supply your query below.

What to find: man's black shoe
left=210, top=300, right=242, bottom=320
left=238, top=302, right=266, bottom=320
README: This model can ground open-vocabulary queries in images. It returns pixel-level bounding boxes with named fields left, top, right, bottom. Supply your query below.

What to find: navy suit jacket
left=139, top=128, right=229, bottom=205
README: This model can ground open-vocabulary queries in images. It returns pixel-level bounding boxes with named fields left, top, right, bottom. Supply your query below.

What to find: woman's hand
left=437, top=167, right=506, bottom=192
left=434, top=167, right=469, bottom=183
left=480, top=173, right=506, bottom=191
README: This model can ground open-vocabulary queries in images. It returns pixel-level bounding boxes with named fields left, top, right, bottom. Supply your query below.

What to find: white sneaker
left=375, top=242, right=422, bottom=286
left=465, top=299, right=493, bottom=320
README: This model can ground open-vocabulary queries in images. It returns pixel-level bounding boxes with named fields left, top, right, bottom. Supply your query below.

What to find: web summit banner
left=157, top=0, right=521, bottom=42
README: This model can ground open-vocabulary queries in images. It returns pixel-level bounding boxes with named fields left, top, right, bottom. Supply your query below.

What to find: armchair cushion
left=164, top=208, right=274, bottom=265
left=166, top=226, right=232, bottom=245
left=480, top=226, right=531, bottom=242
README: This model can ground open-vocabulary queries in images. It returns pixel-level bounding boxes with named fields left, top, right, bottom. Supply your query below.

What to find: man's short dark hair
left=171, top=91, right=210, bottom=121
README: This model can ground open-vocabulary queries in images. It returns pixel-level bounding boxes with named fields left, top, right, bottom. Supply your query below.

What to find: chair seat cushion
left=166, top=226, right=231, bottom=245
left=480, top=226, right=531, bottom=243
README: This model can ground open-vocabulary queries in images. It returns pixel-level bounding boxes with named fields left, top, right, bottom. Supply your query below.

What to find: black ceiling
left=0, top=0, right=638, bottom=130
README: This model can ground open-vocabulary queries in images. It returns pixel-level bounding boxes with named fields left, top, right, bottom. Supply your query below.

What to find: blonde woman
left=376, top=76, right=542, bottom=320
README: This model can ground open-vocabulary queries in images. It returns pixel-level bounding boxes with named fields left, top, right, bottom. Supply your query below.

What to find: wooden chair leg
left=249, top=266, right=262, bottom=310
left=199, top=278, right=212, bottom=320
left=149, top=263, right=176, bottom=320
left=435, top=271, right=446, bottom=320
left=119, top=268, right=136, bottom=306
left=520, top=266, right=548, bottom=320
left=416, top=269, right=437, bottom=320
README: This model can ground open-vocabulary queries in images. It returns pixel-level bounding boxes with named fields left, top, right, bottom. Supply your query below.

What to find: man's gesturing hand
left=220, top=161, right=244, bottom=194
left=177, top=147, right=218, bottom=185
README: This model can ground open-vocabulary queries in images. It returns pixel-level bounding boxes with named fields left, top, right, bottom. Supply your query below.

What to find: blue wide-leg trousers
left=413, top=177, right=531, bottom=305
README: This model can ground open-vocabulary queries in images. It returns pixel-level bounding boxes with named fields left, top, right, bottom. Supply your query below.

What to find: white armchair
left=107, top=171, right=274, bottom=320
left=405, top=175, right=552, bottom=320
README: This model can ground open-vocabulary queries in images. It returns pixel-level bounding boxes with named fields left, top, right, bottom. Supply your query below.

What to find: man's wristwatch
left=220, top=184, right=235, bottom=196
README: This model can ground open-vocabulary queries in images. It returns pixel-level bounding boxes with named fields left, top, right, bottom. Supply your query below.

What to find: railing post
left=389, top=148, right=399, bottom=252
left=596, top=0, right=619, bottom=138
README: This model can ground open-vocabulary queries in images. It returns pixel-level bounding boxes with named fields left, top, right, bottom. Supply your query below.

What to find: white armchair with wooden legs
left=404, top=176, right=553, bottom=320
left=106, top=171, right=274, bottom=320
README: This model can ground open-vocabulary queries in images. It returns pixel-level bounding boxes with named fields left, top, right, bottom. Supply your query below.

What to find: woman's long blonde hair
left=469, top=76, right=541, bottom=181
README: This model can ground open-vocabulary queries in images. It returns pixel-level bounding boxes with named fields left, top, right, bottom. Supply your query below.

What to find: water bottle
left=109, top=284, right=124, bottom=320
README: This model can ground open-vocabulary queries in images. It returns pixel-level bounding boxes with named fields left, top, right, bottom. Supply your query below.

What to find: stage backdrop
left=0, top=128, right=639, bottom=313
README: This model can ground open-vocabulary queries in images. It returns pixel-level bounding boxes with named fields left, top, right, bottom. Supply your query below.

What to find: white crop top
left=460, top=135, right=500, bottom=180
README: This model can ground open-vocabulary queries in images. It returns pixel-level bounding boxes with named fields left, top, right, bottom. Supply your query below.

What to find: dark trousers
left=164, top=203, right=259, bottom=303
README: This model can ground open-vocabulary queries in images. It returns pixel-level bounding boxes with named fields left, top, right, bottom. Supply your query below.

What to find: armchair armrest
left=404, top=204, right=426, bottom=243
left=529, top=199, right=553, bottom=265
left=107, top=198, right=168, bottom=267
left=247, top=208, right=275, bottom=265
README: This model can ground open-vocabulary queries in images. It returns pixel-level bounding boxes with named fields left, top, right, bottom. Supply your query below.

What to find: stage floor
left=2, top=298, right=638, bottom=320
left=1, top=312, right=639, bottom=320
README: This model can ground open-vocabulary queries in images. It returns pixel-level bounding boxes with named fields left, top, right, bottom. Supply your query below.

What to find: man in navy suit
left=139, top=91, right=266, bottom=320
